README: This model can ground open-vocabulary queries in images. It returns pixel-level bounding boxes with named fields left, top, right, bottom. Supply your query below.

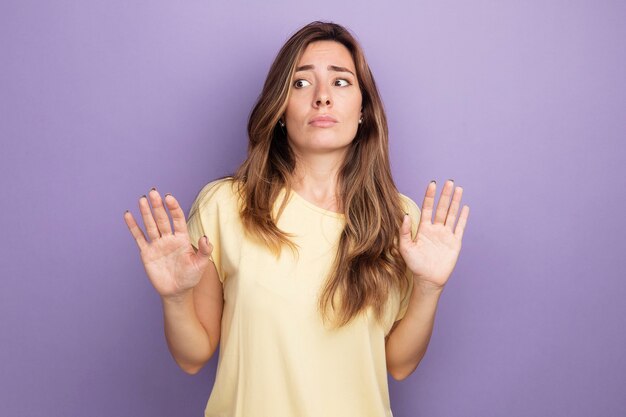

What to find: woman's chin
left=289, top=139, right=349, bottom=153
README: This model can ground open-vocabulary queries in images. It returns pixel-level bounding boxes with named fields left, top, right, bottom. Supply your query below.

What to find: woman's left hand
left=399, top=180, right=470, bottom=291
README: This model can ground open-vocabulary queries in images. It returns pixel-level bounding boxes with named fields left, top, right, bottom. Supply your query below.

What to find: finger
left=196, top=235, right=214, bottom=257
left=420, top=181, right=437, bottom=226
left=398, top=213, right=413, bottom=248
left=445, top=186, right=463, bottom=230
left=433, top=179, right=455, bottom=225
left=148, top=188, right=173, bottom=236
left=123, top=210, right=148, bottom=250
left=163, top=194, right=188, bottom=236
left=193, top=235, right=214, bottom=271
left=454, top=205, right=470, bottom=240
left=139, top=195, right=160, bottom=241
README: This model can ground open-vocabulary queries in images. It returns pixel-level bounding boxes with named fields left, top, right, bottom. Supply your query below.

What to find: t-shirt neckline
left=289, top=189, right=346, bottom=219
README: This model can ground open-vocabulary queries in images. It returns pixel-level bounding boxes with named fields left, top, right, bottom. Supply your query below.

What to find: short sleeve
left=394, top=193, right=422, bottom=322
left=186, top=178, right=235, bottom=284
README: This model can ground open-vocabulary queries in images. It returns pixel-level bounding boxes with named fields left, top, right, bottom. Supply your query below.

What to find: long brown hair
left=233, top=21, right=409, bottom=328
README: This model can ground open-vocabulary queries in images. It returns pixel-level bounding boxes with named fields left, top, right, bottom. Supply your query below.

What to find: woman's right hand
left=123, top=188, right=213, bottom=301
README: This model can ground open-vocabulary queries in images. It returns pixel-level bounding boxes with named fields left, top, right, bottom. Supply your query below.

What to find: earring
left=278, top=119, right=285, bottom=127
left=358, top=116, right=363, bottom=124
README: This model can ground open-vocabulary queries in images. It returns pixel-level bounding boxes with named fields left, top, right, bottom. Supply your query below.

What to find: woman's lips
left=309, top=115, right=338, bottom=128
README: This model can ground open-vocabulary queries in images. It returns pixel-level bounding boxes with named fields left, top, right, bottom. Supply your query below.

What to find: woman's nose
left=316, top=97, right=331, bottom=107
left=314, top=86, right=332, bottom=107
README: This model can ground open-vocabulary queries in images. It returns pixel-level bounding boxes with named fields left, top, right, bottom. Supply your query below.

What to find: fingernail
left=151, top=187, right=156, bottom=191
left=125, top=209, right=129, bottom=214
left=165, top=193, right=171, bottom=197
left=141, top=194, right=147, bottom=199
left=430, top=180, right=436, bottom=184
left=448, top=179, right=454, bottom=183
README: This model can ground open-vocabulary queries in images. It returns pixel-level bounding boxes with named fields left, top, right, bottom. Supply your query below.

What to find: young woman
left=124, top=21, right=469, bottom=417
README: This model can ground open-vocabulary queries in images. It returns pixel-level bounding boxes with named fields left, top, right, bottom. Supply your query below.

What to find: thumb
left=195, top=235, right=213, bottom=262
left=399, top=213, right=413, bottom=248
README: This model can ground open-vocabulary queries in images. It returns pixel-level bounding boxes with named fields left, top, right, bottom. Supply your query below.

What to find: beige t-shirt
left=186, top=178, right=421, bottom=417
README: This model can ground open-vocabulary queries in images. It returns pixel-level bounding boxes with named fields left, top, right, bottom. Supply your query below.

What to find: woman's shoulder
left=189, top=176, right=241, bottom=216
left=199, top=176, right=237, bottom=197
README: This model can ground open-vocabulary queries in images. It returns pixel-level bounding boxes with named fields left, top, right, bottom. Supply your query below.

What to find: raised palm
left=124, top=189, right=212, bottom=299
left=399, top=180, right=470, bottom=290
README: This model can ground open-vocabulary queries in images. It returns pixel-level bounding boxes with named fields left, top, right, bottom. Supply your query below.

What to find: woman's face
left=283, top=40, right=363, bottom=159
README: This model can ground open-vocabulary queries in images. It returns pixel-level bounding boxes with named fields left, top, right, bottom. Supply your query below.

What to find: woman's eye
left=293, top=79, right=311, bottom=88
left=335, top=79, right=350, bottom=87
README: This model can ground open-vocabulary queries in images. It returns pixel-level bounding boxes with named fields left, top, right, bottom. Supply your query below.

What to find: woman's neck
left=290, top=153, right=345, bottom=213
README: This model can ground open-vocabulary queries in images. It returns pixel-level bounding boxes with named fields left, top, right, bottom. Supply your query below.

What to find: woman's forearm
left=385, top=280, right=443, bottom=380
left=161, top=290, right=214, bottom=374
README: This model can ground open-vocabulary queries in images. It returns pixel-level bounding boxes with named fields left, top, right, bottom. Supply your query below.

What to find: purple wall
left=1, top=1, right=624, bottom=416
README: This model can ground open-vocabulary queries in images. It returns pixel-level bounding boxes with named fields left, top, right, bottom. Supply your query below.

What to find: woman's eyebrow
left=295, top=64, right=355, bottom=76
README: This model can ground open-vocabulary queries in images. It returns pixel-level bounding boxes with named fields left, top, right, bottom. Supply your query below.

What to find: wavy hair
left=233, top=21, right=409, bottom=328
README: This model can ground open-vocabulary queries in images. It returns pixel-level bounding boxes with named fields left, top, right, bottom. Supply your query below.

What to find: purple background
left=1, top=1, right=624, bottom=416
